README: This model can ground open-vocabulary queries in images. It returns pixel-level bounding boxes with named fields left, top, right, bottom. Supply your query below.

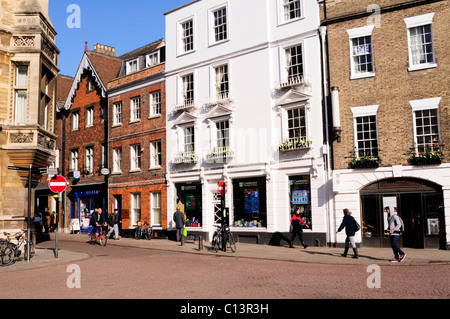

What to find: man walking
left=173, top=206, right=185, bottom=242
left=107, top=209, right=121, bottom=240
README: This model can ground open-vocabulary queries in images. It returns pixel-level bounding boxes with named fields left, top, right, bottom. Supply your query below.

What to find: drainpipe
left=319, top=25, right=335, bottom=246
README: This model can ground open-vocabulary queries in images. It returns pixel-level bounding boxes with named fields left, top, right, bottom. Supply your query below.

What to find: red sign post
left=49, top=175, right=68, bottom=194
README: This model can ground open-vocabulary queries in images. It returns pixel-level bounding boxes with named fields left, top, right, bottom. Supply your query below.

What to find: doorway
left=360, top=178, right=444, bottom=249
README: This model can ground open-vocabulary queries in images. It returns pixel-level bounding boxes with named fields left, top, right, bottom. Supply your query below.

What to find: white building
left=165, top=0, right=330, bottom=244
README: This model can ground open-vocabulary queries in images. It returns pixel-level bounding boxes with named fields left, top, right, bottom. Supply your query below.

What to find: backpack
left=395, top=216, right=405, bottom=233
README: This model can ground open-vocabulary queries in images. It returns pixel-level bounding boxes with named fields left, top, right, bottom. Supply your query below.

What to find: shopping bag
left=183, top=226, right=187, bottom=237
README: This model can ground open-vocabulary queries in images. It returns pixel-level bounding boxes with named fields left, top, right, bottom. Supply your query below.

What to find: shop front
left=175, top=182, right=203, bottom=229
left=289, top=175, right=312, bottom=228
left=232, top=177, right=267, bottom=229
left=360, top=178, right=445, bottom=249
left=68, top=184, right=107, bottom=233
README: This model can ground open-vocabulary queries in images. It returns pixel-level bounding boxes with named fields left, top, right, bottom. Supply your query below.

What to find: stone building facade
left=321, top=0, right=449, bottom=249
left=0, top=0, right=59, bottom=232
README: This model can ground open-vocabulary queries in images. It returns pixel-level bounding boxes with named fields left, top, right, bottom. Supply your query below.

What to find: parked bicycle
left=210, top=224, right=236, bottom=253
left=89, top=226, right=108, bottom=246
left=135, top=221, right=153, bottom=240
left=0, top=239, right=15, bottom=267
left=0, top=229, right=34, bottom=266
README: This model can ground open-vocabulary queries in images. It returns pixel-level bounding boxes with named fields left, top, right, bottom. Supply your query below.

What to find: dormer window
left=146, top=52, right=159, bottom=68
left=126, top=59, right=138, bottom=75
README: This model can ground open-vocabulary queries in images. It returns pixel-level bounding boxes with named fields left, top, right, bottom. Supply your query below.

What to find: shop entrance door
left=360, top=178, right=444, bottom=249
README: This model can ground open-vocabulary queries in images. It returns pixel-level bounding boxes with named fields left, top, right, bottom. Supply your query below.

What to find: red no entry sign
left=218, top=181, right=227, bottom=196
left=49, top=175, right=68, bottom=193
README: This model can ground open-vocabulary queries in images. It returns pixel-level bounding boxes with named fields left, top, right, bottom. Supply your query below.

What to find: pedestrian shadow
left=302, top=250, right=388, bottom=262
left=268, top=232, right=291, bottom=247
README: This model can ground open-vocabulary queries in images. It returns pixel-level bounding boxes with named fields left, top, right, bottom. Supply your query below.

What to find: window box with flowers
left=206, top=147, right=234, bottom=162
left=173, top=152, right=199, bottom=164
left=349, top=155, right=380, bottom=169
left=279, top=139, right=312, bottom=152
left=409, top=140, right=443, bottom=166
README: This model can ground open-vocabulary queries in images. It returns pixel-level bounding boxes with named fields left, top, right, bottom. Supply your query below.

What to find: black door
left=400, top=193, right=424, bottom=249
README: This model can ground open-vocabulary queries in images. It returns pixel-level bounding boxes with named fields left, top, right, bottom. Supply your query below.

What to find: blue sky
left=49, top=0, right=190, bottom=76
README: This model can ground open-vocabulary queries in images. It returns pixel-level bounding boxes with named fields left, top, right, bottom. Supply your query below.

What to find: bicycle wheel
left=211, top=232, right=221, bottom=252
left=145, top=227, right=153, bottom=240
left=88, top=232, right=95, bottom=244
left=0, top=242, right=15, bottom=267
left=227, top=232, right=236, bottom=253
left=135, top=227, right=141, bottom=240
left=100, top=230, right=107, bottom=246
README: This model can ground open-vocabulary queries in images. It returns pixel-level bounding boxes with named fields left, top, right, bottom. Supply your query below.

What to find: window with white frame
left=14, top=65, right=28, bottom=125
left=146, top=52, right=159, bottom=68
left=347, top=25, right=375, bottom=79
left=410, top=97, right=441, bottom=155
left=126, top=59, right=138, bottom=75
left=215, top=64, right=229, bottom=100
left=71, top=149, right=79, bottom=171
left=211, top=6, right=228, bottom=43
left=351, top=105, right=379, bottom=158
left=151, top=192, right=161, bottom=226
left=181, top=19, right=194, bottom=53
left=113, top=147, right=122, bottom=172
left=86, top=107, right=94, bottom=127
left=150, top=91, right=161, bottom=116
left=150, top=140, right=162, bottom=168
left=282, top=0, right=302, bottom=22
left=287, top=106, right=306, bottom=144
left=85, top=146, right=94, bottom=174
left=131, top=193, right=141, bottom=226
left=404, top=13, right=436, bottom=71
left=285, top=45, right=303, bottom=81
left=113, top=102, right=122, bottom=125
left=130, top=144, right=141, bottom=170
left=181, top=73, right=194, bottom=106
left=130, top=97, right=141, bottom=122
left=216, top=120, right=230, bottom=149
left=72, top=111, right=79, bottom=130
left=184, top=126, right=195, bottom=154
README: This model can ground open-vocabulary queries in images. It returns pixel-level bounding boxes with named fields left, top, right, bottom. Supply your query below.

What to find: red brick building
left=107, top=39, right=167, bottom=233
left=59, top=44, right=122, bottom=232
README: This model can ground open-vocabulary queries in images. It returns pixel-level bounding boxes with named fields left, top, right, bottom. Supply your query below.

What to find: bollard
left=181, top=234, right=185, bottom=246
left=198, top=235, right=203, bottom=251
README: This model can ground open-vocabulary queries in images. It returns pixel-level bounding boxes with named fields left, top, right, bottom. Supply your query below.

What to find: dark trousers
left=290, top=227, right=305, bottom=244
left=390, top=235, right=405, bottom=260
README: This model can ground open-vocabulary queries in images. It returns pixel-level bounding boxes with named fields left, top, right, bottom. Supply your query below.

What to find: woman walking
left=290, top=208, right=309, bottom=249
left=336, top=208, right=359, bottom=258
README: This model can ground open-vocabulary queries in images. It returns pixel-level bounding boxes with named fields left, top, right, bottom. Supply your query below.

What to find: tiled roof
left=86, top=51, right=123, bottom=84
left=119, top=38, right=165, bottom=61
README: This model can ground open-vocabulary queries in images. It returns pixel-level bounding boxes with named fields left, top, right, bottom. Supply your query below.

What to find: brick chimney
left=92, top=43, right=118, bottom=58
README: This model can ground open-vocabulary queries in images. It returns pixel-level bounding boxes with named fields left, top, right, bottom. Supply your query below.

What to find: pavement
left=1, top=232, right=449, bottom=272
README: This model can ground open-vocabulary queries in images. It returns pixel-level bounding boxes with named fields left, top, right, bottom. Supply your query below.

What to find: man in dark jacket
left=337, top=208, right=359, bottom=258
left=106, top=209, right=120, bottom=240
left=90, top=208, right=106, bottom=238
left=173, top=206, right=185, bottom=242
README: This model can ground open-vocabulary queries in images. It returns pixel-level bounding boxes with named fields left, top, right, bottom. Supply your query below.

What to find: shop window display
left=232, top=177, right=267, bottom=228
left=176, top=183, right=202, bottom=227
left=289, top=175, right=312, bottom=228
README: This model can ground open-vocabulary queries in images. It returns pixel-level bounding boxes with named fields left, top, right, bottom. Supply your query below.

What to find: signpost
left=49, top=175, right=67, bottom=259
left=218, top=181, right=228, bottom=252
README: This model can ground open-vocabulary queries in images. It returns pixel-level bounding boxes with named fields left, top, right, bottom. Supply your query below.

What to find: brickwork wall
left=108, top=66, right=167, bottom=229
left=64, top=73, right=107, bottom=183
left=325, top=0, right=449, bottom=169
